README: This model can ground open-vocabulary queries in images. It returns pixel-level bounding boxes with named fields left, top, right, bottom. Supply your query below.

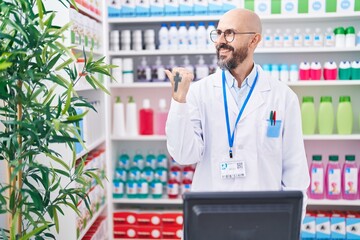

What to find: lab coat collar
left=213, top=64, right=271, bottom=119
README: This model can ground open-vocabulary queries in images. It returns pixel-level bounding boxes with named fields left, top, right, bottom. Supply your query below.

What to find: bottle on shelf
left=323, top=61, right=338, bottom=80
left=345, top=26, right=356, bottom=48
left=351, top=60, right=360, bottom=80
left=158, top=23, right=169, bottom=50
left=137, top=57, right=152, bottom=82
left=150, top=175, right=163, bottom=199
left=299, top=61, right=310, bottom=80
left=310, top=62, right=321, bottom=80
left=146, top=151, right=157, bottom=170
left=301, top=96, right=316, bottom=135
left=139, top=98, right=154, bottom=135
left=342, top=155, right=358, bottom=200
left=208, top=55, right=217, bottom=75
left=126, top=174, right=138, bottom=199
left=357, top=30, right=360, bottom=46
left=206, top=22, right=216, bottom=49
left=196, top=22, right=207, bottom=49
left=313, top=28, right=324, bottom=47
left=181, top=56, right=194, bottom=75
left=168, top=23, right=178, bottom=50
left=303, top=28, right=313, bottom=47
left=324, top=27, right=335, bottom=47
left=152, top=56, right=166, bottom=82
left=318, top=96, right=334, bottom=135
left=326, top=155, right=342, bottom=200
left=309, top=155, right=325, bottom=199
left=167, top=177, right=180, bottom=199
left=334, top=27, right=346, bottom=48
left=178, top=22, right=188, bottom=50
left=279, top=64, right=289, bottom=82
left=293, top=28, right=303, bottom=47
left=113, top=96, right=126, bottom=137
left=263, top=29, right=273, bottom=48
left=113, top=178, right=125, bottom=198
left=134, top=151, right=145, bottom=171
left=155, top=98, right=168, bottom=135
left=195, top=55, right=209, bottom=81
left=273, top=29, right=283, bottom=48
left=126, top=96, right=138, bottom=136
left=188, top=22, right=197, bottom=50
left=336, top=96, right=353, bottom=134
left=338, top=61, right=351, bottom=80
left=262, top=64, right=271, bottom=79
left=289, top=64, right=299, bottom=82
left=283, top=29, right=293, bottom=48
left=118, top=152, right=131, bottom=170
left=270, top=64, right=279, bottom=81
left=137, top=174, right=149, bottom=199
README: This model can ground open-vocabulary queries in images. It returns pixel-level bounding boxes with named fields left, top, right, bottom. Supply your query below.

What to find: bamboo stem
left=17, top=80, right=23, bottom=236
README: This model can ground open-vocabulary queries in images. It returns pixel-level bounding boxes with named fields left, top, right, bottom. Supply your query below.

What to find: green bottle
left=318, top=96, right=334, bottom=134
left=337, top=96, right=353, bottom=134
left=301, top=96, right=316, bottom=135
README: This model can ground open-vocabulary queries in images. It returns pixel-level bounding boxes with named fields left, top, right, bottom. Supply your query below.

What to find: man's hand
left=165, top=67, right=194, bottom=103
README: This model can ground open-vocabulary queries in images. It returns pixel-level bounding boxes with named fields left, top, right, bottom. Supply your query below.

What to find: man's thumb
left=164, top=69, right=172, bottom=81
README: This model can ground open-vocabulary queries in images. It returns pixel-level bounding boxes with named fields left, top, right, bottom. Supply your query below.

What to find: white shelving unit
left=105, top=11, right=360, bottom=240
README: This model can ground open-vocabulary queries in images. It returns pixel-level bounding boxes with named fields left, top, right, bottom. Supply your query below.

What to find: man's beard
left=216, top=43, right=248, bottom=70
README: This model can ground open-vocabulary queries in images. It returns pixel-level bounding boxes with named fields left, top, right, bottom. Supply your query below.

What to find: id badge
left=220, top=161, right=246, bottom=179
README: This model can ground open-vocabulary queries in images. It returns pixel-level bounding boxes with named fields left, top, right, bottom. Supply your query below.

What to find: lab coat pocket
left=266, top=120, right=282, bottom=138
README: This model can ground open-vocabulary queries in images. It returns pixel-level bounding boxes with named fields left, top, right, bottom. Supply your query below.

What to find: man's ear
left=250, top=33, right=262, bottom=48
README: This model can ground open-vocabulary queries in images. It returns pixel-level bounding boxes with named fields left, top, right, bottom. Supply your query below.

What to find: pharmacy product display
left=106, top=5, right=360, bottom=240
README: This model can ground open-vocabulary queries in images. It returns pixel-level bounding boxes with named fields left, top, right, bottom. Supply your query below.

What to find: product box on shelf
left=346, top=212, right=360, bottom=239
left=330, top=211, right=346, bottom=239
left=113, top=211, right=138, bottom=225
left=137, top=212, right=162, bottom=226
left=162, top=226, right=183, bottom=239
left=301, top=212, right=316, bottom=239
left=108, top=0, right=121, bottom=17
left=137, top=226, right=163, bottom=239
left=113, top=224, right=138, bottom=239
left=160, top=211, right=183, bottom=228
left=316, top=212, right=331, bottom=239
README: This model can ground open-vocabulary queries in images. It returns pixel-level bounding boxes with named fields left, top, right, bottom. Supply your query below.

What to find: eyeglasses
left=210, top=29, right=256, bottom=43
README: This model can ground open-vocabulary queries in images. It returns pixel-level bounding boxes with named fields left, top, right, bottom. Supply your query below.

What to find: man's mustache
left=216, top=43, right=234, bottom=52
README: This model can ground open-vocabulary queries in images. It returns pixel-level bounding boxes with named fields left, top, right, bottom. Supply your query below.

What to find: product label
left=170, top=170, right=181, bottom=182
left=328, top=168, right=341, bottom=195
left=311, top=167, right=324, bottom=194
left=126, top=182, right=138, bottom=195
left=167, top=183, right=179, bottom=195
left=137, top=181, right=149, bottom=194
left=151, top=182, right=163, bottom=195
left=181, top=183, right=192, bottom=194
left=337, top=0, right=354, bottom=12
left=155, top=169, right=168, bottom=183
left=113, top=180, right=124, bottom=194
left=344, top=167, right=358, bottom=194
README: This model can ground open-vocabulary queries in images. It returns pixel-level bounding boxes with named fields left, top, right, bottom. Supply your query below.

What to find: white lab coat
left=166, top=65, right=310, bottom=212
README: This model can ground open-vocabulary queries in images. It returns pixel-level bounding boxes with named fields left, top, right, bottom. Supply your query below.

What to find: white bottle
left=313, top=28, right=324, bottom=47
left=263, top=29, right=273, bottom=48
left=209, top=55, right=218, bottom=75
left=153, top=56, right=166, bottom=82
left=113, top=96, right=126, bottom=137
left=334, top=27, right=346, bottom=48
left=283, top=29, right=293, bottom=48
left=303, top=28, right=313, bottom=47
left=126, top=96, right=138, bottom=136
left=166, top=56, right=176, bottom=81
left=357, top=30, right=360, bottom=47
left=262, top=64, right=271, bottom=79
left=188, top=22, right=197, bottom=50
left=196, top=22, right=207, bottom=49
left=271, top=64, right=280, bottom=81
left=206, top=22, right=216, bottom=49
left=182, top=56, right=194, bottom=75
left=324, top=27, right=335, bottom=47
left=289, top=64, right=299, bottom=82
left=280, top=64, right=289, bottom=82
left=178, top=22, right=188, bottom=50
left=122, top=58, right=134, bottom=84
left=195, top=55, right=209, bottom=81
left=345, top=26, right=356, bottom=48
left=273, top=29, right=283, bottom=48
left=158, top=23, right=169, bottom=50
left=293, top=28, right=303, bottom=47
left=168, top=23, right=178, bottom=50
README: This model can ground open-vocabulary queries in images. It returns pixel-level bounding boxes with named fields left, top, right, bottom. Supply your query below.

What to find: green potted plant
left=0, top=0, right=114, bottom=239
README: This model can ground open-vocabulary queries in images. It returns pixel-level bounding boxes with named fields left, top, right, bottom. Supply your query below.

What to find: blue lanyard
left=222, top=69, right=258, bottom=158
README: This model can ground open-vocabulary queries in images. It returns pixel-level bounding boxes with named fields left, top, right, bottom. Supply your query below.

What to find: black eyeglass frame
left=210, top=29, right=257, bottom=43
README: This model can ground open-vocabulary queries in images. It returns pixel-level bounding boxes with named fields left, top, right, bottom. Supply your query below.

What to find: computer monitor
left=183, top=191, right=303, bottom=240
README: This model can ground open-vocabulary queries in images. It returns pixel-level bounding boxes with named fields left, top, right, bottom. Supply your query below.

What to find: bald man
left=165, top=8, right=309, bottom=217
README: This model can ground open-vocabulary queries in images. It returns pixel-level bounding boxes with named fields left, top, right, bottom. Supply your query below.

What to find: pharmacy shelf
left=108, top=12, right=360, bottom=24
left=76, top=4, right=102, bottom=22
left=110, top=81, right=360, bottom=89
left=303, top=134, right=360, bottom=140
left=108, top=47, right=360, bottom=56
left=111, top=135, right=167, bottom=141
left=110, top=82, right=171, bottom=88
left=288, top=80, right=360, bottom=86
left=113, top=198, right=182, bottom=205
left=72, top=47, right=103, bottom=57
left=78, top=203, right=107, bottom=240
left=76, top=136, right=105, bottom=159
left=308, top=199, right=360, bottom=207
left=113, top=198, right=360, bottom=207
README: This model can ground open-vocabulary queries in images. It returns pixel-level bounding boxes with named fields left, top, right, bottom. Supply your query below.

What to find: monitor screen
left=183, top=191, right=303, bottom=240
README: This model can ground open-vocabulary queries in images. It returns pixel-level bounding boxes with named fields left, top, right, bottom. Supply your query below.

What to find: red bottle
left=139, top=99, right=154, bottom=135
left=167, top=178, right=180, bottom=199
